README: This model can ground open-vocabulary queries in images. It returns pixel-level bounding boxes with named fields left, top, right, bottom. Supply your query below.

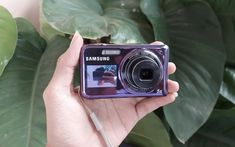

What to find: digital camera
left=80, top=44, right=169, bottom=99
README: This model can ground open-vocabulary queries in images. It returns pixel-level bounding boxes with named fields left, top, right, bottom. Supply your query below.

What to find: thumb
left=49, top=31, right=83, bottom=89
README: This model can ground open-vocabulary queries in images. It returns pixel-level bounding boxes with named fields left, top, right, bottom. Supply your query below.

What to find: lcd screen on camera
left=86, top=65, right=117, bottom=88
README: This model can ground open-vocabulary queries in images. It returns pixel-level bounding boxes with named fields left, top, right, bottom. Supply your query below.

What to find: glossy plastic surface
left=80, top=44, right=169, bottom=99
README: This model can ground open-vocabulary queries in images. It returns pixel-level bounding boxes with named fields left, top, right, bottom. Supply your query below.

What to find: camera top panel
left=82, top=44, right=168, bottom=52
left=81, top=44, right=168, bottom=64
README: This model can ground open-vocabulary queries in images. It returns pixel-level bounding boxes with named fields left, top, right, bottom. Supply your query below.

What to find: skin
left=98, top=71, right=116, bottom=85
left=43, top=32, right=179, bottom=147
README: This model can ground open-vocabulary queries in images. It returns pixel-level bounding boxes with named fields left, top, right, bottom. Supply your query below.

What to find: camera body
left=80, top=44, right=169, bottom=99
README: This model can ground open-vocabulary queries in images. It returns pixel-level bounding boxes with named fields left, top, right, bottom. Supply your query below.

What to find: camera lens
left=139, top=68, right=153, bottom=81
left=120, top=49, right=163, bottom=93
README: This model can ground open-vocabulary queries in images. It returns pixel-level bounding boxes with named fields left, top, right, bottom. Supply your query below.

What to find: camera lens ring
left=125, top=56, right=146, bottom=89
left=131, top=59, right=161, bottom=90
left=119, top=49, right=163, bottom=93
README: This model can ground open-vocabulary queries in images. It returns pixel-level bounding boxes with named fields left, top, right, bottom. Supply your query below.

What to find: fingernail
left=73, top=31, right=80, bottom=41
left=74, top=31, right=80, bottom=37
left=173, top=92, right=178, bottom=98
left=175, top=81, right=180, bottom=88
left=70, top=31, right=80, bottom=46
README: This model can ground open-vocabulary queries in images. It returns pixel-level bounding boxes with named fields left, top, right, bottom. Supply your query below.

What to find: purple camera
left=80, top=44, right=169, bottom=99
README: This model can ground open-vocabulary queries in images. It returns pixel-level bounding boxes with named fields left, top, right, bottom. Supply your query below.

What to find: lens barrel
left=120, top=49, right=163, bottom=93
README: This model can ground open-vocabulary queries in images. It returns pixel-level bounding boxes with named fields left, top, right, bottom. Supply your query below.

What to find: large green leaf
left=204, top=0, right=235, bottom=103
left=215, top=95, right=235, bottom=109
left=171, top=108, right=235, bottom=147
left=220, top=67, right=235, bottom=104
left=39, top=6, right=64, bottom=41
left=140, top=0, right=226, bottom=142
left=219, top=17, right=235, bottom=103
left=0, top=17, right=71, bottom=146
left=0, top=18, right=46, bottom=146
left=204, top=0, right=235, bottom=16
left=125, top=113, right=172, bottom=147
left=42, top=0, right=154, bottom=43
left=0, top=6, right=17, bottom=76
left=219, top=17, right=235, bottom=65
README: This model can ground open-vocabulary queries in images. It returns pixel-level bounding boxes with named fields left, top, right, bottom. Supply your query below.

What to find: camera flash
left=102, top=50, right=120, bottom=55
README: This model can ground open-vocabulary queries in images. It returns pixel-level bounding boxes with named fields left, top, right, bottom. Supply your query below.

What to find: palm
left=83, top=97, right=143, bottom=146
left=81, top=92, right=176, bottom=146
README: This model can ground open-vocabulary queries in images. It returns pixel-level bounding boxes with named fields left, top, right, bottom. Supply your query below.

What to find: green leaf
left=218, top=16, right=235, bottom=65
left=0, top=18, right=70, bottom=146
left=203, top=0, right=235, bottom=103
left=139, top=0, right=169, bottom=42
left=0, top=5, right=17, bottom=76
left=220, top=67, right=235, bottom=104
left=203, top=0, right=235, bottom=16
left=16, top=18, right=47, bottom=50
left=42, top=0, right=154, bottom=43
left=125, top=113, right=172, bottom=147
left=203, top=0, right=235, bottom=65
left=39, top=7, right=64, bottom=41
left=171, top=108, right=235, bottom=147
left=140, top=0, right=226, bottom=142
left=215, top=95, right=235, bottom=109
left=0, top=18, right=46, bottom=147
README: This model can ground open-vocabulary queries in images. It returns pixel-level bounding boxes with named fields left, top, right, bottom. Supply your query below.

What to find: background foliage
left=0, top=5, right=17, bottom=76
left=0, top=0, right=235, bottom=147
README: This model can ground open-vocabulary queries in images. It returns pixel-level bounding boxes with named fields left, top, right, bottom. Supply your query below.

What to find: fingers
left=136, top=93, right=178, bottom=119
left=49, top=31, right=83, bottom=89
left=135, top=78, right=179, bottom=119
left=168, top=62, right=176, bottom=75
left=136, top=55, right=178, bottom=119
left=150, top=41, right=176, bottom=75
left=168, top=79, right=179, bottom=93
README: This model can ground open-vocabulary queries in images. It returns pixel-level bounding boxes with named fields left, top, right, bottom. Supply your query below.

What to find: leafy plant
left=141, top=0, right=226, bottom=142
left=0, top=0, right=235, bottom=146
left=125, top=113, right=172, bottom=147
left=0, top=18, right=47, bottom=147
left=172, top=108, right=235, bottom=147
left=0, top=5, right=17, bottom=76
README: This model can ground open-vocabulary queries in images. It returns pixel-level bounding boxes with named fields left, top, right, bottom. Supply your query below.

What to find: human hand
left=43, top=32, right=179, bottom=147
left=98, top=71, right=116, bottom=86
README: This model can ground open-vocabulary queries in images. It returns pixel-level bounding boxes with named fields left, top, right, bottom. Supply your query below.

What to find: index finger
left=151, top=41, right=176, bottom=75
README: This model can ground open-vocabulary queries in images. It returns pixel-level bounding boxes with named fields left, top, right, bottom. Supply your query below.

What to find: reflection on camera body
left=80, top=44, right=169, bottom=99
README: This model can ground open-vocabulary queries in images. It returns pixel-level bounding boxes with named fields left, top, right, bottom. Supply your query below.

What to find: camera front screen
left=86, top=65, right=117, bottom=88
